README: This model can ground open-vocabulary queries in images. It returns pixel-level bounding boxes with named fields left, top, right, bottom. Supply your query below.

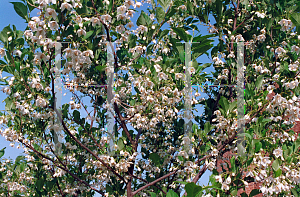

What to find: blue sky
left=0, top=0, right=219, bottom=195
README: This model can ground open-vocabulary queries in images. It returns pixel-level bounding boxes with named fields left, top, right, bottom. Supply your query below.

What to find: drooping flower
left=154, top=64, right=162, bottom=72
left=45, top=8, right=57, bottom=19
left=158, top=72, right=168, bottom=80
left=61, top=2, right=73, bottom=11
left=291, top=45, right=300, bottom=54
left=288, top=63, right=298, bottom=72
left=117, top=5, right=127, bottom=14
left=101, top=14, right=112, bottom=24
left=0, top=48, right=6, bottom=58
left=13, top=50, right=22, bottom=57
left=90, top=17, right=100, bottom=27
left=77, top=29, right=86, bottom=37
left=48, top=21, right=59, bottom=31
left=175, top=73, right=183, bottom=80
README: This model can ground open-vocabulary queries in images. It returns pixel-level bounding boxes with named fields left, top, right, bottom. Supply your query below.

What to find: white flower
left=134, top=2, right=142, bottom=8
left=127, top=22, right=134, bottom=29
left=0, top=48, right=6, bottom=58
left=292, top=45, right=300, bottom=54
left=45, top=8, right=57, bottom=19
left=255, top=12, right=266, bottom=18
left=225, top=176, right=231, bottom=184
left=278, top=19, right=292, bottom=31
left=150, top=13, right=155, bottom=20
left=61, top=3, right=72, bottom=11
left=13, top=50, right=22, bottom=57
left=178, top=5, right=187, bottom=10
left=101, top=14, right=112, bottom=24
left=83, top=50, right=94, bottom=58
left=35, top=52, right=49, bottom=62
left=289, top=64, right=298, bottom=71
left=189, top=67, right=196, bottom=74
left=273, top=147, right=283, bottom=159
left=125, top=0, right=134, bottom=8
left=178, top=151, right=188, bottom=159
left=90, top=17, right=100, bottom=27
left=158, top=72, right=168, bottom=80
left=175, top=73, right=183, bottom=80
left=275, top=47, right=286, bottom=55
left=77, top=29, right=86, bottom=37
left=138, top=25, right=148, bottom=33
left=117, top=5, right=127, bottom=14
left=154, top=64, right=162, bottom=72
left=36, top=97, right=47, bottom=107
left=162, top=48, right=169, bottom=54
left=24, top=30, right=33, bottom=39
left=117, top=14, right=126, bottom=21
left=48, top=21, right=59, bottom=31
left=211, top=148, right=218, bottom=156
left=181, top=136, right=190, bottom=145
left=215, top=175, right=222, bottom=183
left=116, top=25, right=125, bottom=33
left=126, top=10, right=135, bottom=18
left=2, top=87, right=11, bottom=95
left=236, top=34, right=244, bottom=42
left=221, top=183, right=229, bottom=190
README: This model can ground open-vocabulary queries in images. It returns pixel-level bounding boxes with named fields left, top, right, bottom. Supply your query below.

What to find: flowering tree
left=0, top=0, right=300, bottom=196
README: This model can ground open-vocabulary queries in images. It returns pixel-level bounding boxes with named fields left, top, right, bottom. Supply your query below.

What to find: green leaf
left=179, top=50, right=185, bottom=63
left=192, top=43, right=212, bottom=59
left=128, top=34, right=137, bottom=48
left=290, top=13, right=300, bottom=25
left=240, top=192, right=249, bottom=197
left=294, top=139, right=300, bottom=153
left=219, top=96, right=229, bottom=112
left=83, top=31, right=93, bottom=40
left=149, top=192, right=157, bottom=197
left=185, top=182, right=202, bottom=197
left=172, top=27, right=189, bottom=42
left=177, top=156, right=184, bottom=161
left=230, top=156, right=236, bottom=172
left=216, top=0, right=222, bottom=16
left=204, top=122, right=212, bottom=134
left=187, top=1, right=194, bottom=15
left=27, top=0, right=35, bottom=12
left=157, top=0, right=171, bottom=11
left=174, top=181, right=189, bottom=185
left=46, top=179, right=56, bottom=192
left=5, top=98, right=15, bottom=111
left=0, top=147, right=5, bottom=158
left=272, top=159, right=280, bottom=171
left=291, top=188, right=298, bottom=197
left=15, top=61, right=20, bottom=73
left=159, top=29, right=169, bottom=39
left=73, top=110, right=80, bottom=122
left=142, top=11, right=152, bottom=25
left=166, top=190, right=179, bottom=197
left=10, top=2, right=28, bottom=20
left=137, top=11, right=152, bottom=26
left=96, top=65, right=106, bottom=72
left=36, top=179, right=44, bottom=191
left=132, top=64, right=142, bottom=69
left=149, top=152, right=161, bottom=165
left=117, top=139, right=124, bottom=150
left=255, top=141, right=262, bottom=153
left=0, top=25, right=12, bottom=44
left=255, top=75, right=264, bottom=89
left=274, top=168, right=282, bottom=178
left=231, top=190, right=238, bottom=196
